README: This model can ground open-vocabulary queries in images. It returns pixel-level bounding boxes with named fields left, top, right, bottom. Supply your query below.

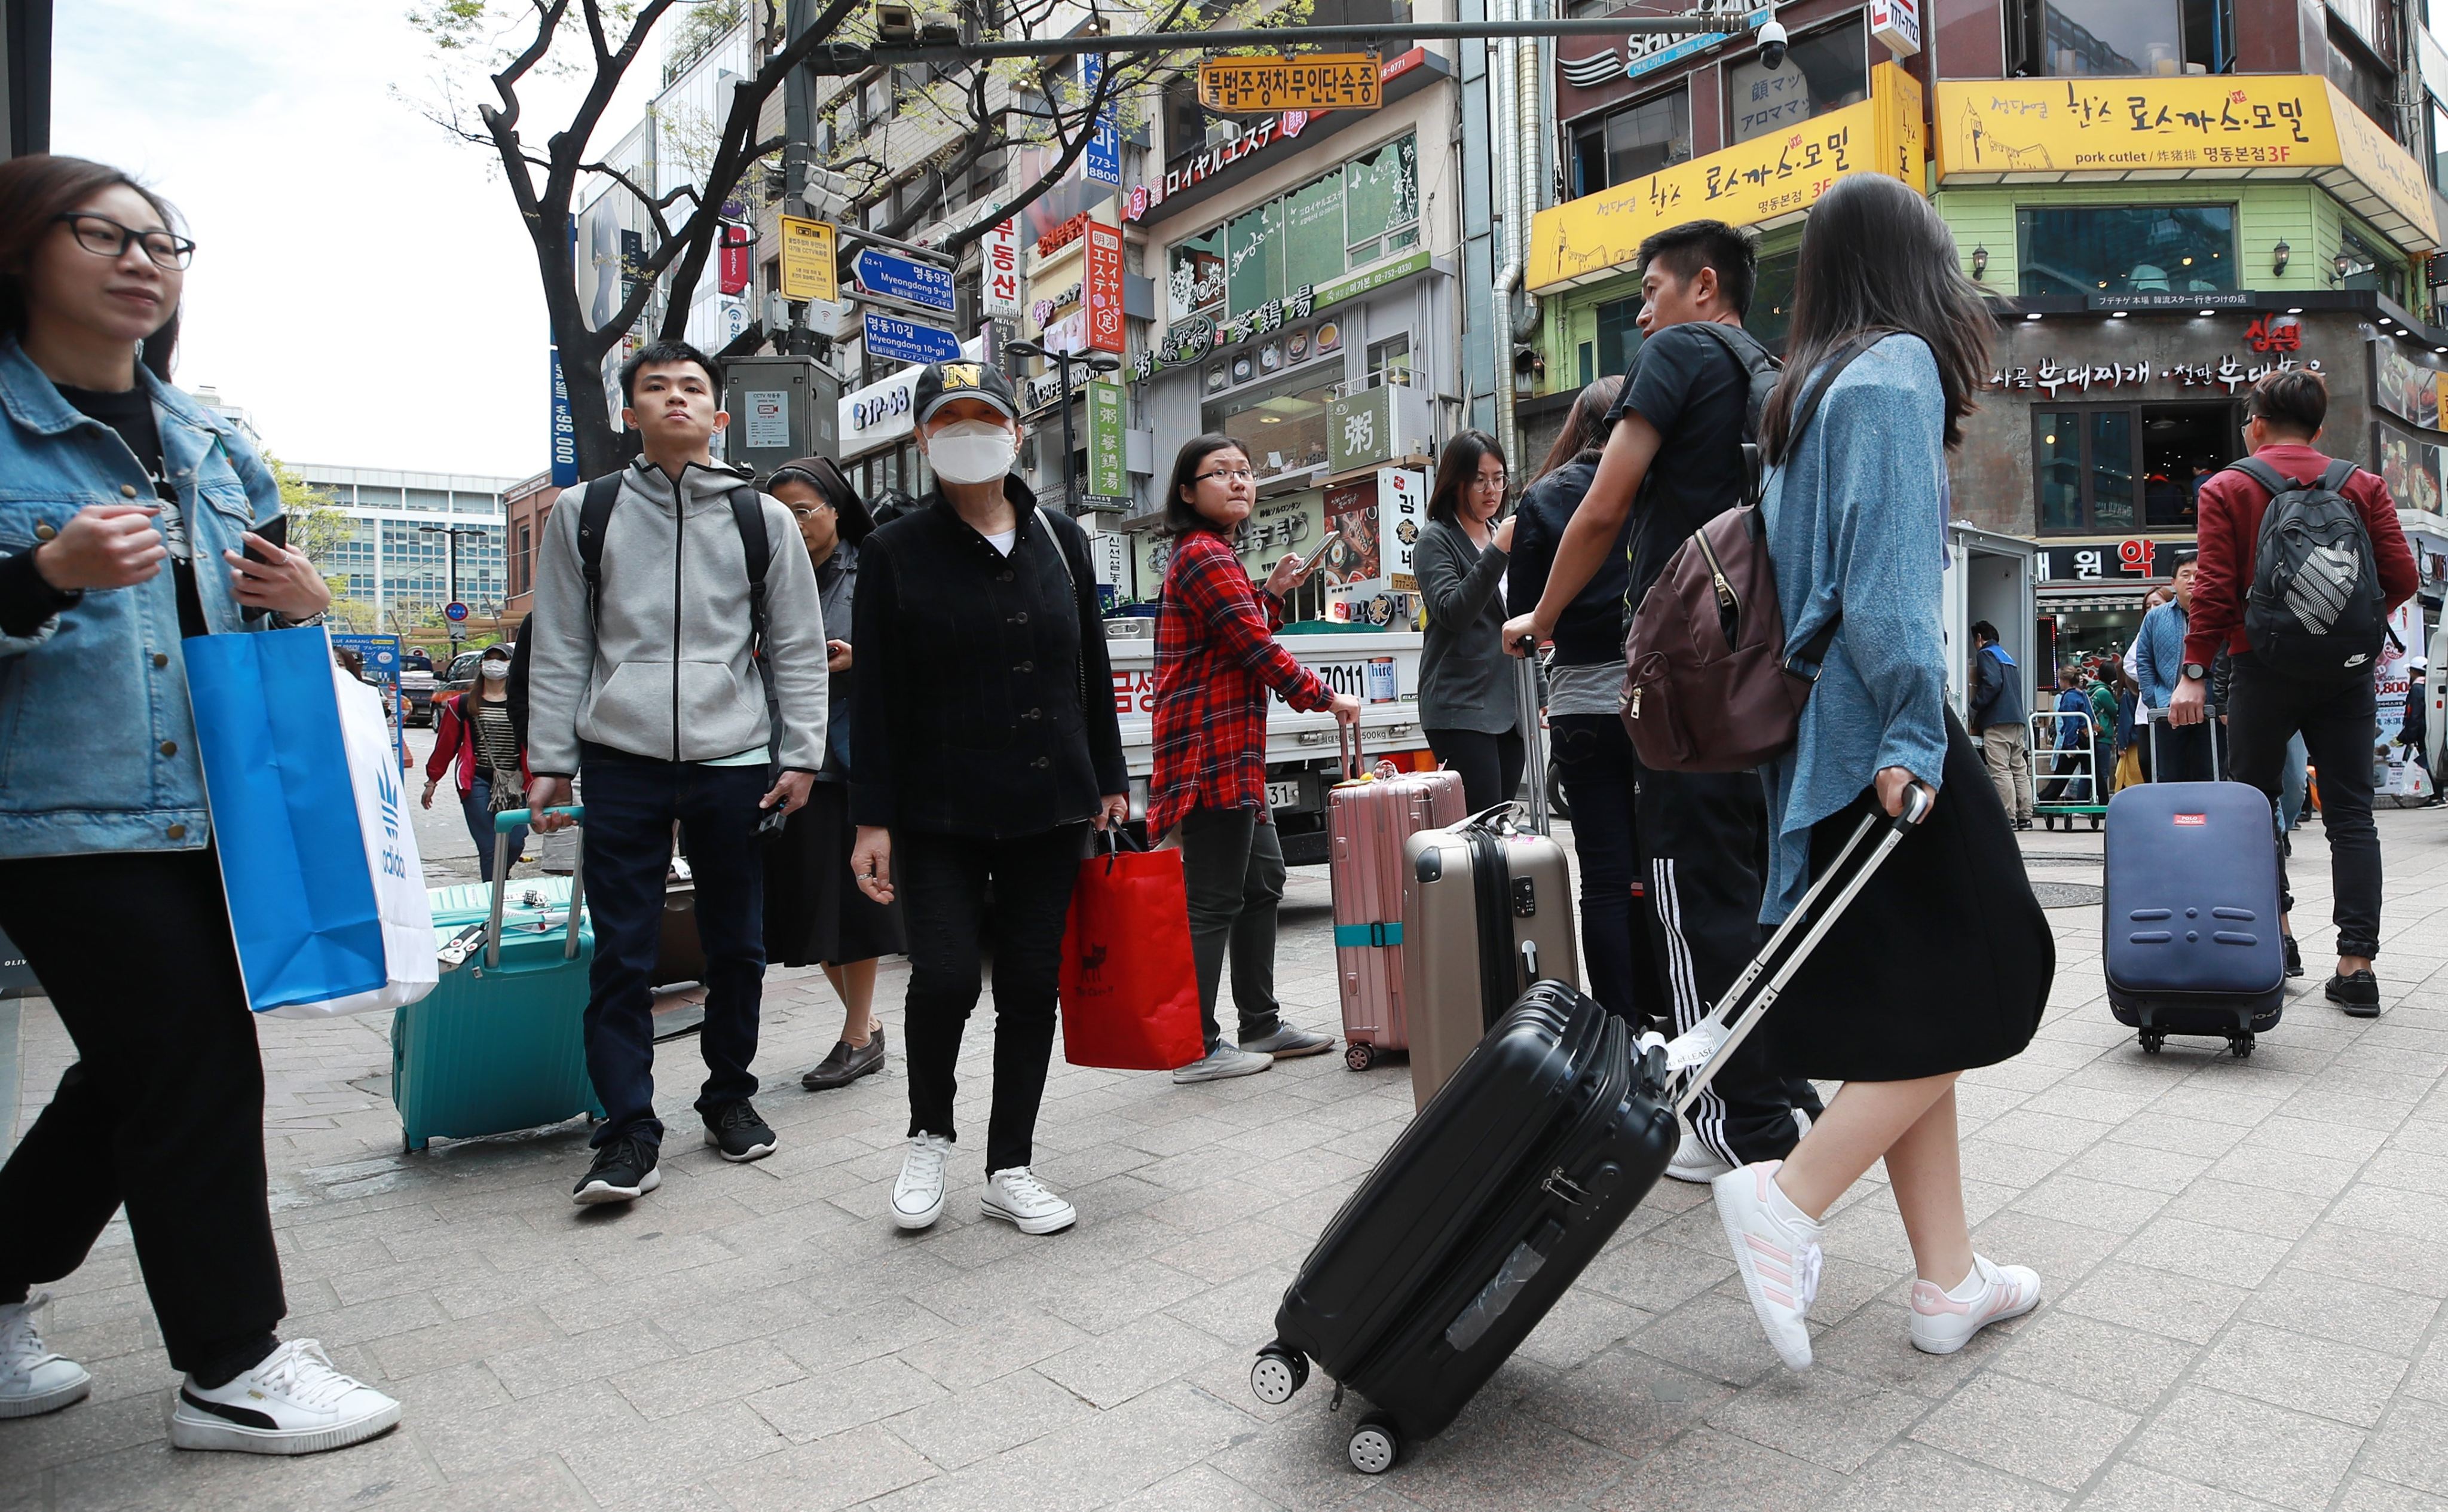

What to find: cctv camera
left=1758, top=19, right=1788, bottom=70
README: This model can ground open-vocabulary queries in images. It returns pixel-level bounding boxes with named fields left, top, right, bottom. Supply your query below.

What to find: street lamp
left=1003, top=339, right=1123, bottom=515
left=418, top=524, right=492, bottom=642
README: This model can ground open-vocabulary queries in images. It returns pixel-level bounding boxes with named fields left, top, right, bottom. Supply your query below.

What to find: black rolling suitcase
left=1256, top=791, right=1934, bottom=1476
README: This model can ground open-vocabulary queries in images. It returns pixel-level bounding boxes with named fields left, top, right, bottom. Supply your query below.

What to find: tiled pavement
left=6, top=807, right=2448, bottom=1511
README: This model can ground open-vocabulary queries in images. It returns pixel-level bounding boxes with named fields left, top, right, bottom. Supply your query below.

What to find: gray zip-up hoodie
left=527, top=458, right=827, bottom=777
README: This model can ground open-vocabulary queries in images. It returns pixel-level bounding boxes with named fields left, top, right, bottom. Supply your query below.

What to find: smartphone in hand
left=1296, top=529, right=1344, bottom=577
left=243, top=514, right=290, bottom=564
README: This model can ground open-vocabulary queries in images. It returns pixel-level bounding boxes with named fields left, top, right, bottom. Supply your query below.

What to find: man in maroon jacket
left=2170, top=370, right=2417, bottom=1015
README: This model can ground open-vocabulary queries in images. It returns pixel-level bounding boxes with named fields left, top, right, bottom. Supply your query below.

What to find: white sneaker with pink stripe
left=1712, top=1161, right=1824, bottom=1371
left=1908, top=1254, right=2041, bottom=1355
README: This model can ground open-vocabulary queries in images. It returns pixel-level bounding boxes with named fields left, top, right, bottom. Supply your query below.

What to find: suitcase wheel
left=2229, top=1033, right=2255, bottom=1060
left=1345, top=1042, right=1377, bottom=1072
left=1348, top=1414, right=1403, bottom=1476
left=2138, top=1030, right=2166, bottom=1055
left=1250, top=1348, right=1307, bottom=1405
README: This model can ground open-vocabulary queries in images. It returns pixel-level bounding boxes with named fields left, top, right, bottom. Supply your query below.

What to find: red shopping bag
left=1059, top=834, right=1205, bottom=1070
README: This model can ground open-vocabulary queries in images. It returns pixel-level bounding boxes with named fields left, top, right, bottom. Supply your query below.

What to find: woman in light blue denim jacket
left=1706, top=175, right=2054, bottom=1376
left=0, top=155, right=401, bottom=1454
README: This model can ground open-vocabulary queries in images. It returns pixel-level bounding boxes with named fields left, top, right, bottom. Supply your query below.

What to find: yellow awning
left=1527, top=62, right=1924, bottom=293
left=1933, top=76, right=2439, bottom=253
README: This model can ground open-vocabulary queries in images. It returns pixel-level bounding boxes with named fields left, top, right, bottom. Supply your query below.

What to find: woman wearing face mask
left=0, top=155, right=401, bottom=1450
left=423, top=643, right=528, bottom=882
left=849, top=362, right=1128, bottom=1238
left=1151, top=436, right=1360, bottom=1086
left=1415, top=430, right=1522, bottom=812
left=761, top=455, right=905, bottom=1091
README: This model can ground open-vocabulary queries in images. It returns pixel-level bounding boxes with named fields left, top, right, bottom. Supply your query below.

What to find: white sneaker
left=0, top=1292, right=90, bottom=1419
left=1173, top=1042, right=1274, bottom=1084
left=1666, top=1127, right=1735, bottom=1183
left=167, top=1340, right=400, bottom=1455
left=982, top=1167, right=1078, bottom=1235
left=892, top=1133, right=953, bottom=1231
left=1712, top=1161, right=1824, bottom=1371
left=1909, top=1254, right=2042, bottom=1355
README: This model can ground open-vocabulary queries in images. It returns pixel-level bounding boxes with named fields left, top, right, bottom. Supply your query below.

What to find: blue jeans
left=460, top=774, right=528, bottom=884
left=577, top=745, right=769, bottom=1149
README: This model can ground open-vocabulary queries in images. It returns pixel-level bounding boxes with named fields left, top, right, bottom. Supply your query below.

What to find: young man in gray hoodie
left=526, top=341, right=830, bottom=1204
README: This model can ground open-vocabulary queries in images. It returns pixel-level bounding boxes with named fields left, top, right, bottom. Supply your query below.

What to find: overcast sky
left=52, top=1, right=658, bottom=480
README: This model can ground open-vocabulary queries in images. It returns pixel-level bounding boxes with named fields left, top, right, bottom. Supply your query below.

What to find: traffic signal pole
left=795, top=15, right=1753, bottom=72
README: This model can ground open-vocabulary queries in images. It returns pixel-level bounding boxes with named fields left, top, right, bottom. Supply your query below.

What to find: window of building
left=2015, top=204, right=2236, bottom=296
left=513, top=522, right=533, bottom=596
left=1204, top=372, right=1340, bottom=482
left=1165, top=131, right=1421, bottom=323
left=1726, top=16, right=1867, bottom=145
left=2434, top=101, right=2448, bottom=191
left=1569, top=87, right=1691, bottom=198
left=404, top=488, right=450, bottom=513
left=1368, top=334, right=1413, bottom=388
left=2036, top=401, right=2239, bottom=532
left=1751, top=246, right=1800, bottom=350
left=2328, top=22, right=2400, bottom=139
left=1593, top=295, right=1642, bottom=382
left=2338, top=222, right=2408, bottom=304
left=2008, top=0, right=2231, bottom=75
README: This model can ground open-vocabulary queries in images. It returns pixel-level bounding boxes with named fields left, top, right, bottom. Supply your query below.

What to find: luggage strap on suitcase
left=1653, top=786, right=1934, bottom=1115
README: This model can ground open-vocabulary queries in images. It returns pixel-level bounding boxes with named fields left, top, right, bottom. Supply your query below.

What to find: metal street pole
left=420, top=524, right=487, bottom=642
left=798, top=14, right=1754, bottom=72
left=1006, top=341, right=1120, bottom=515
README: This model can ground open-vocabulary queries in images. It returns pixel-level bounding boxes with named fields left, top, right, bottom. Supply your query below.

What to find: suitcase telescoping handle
left=1656, top=785, right=1934, bottom=1116
left=486, top=807, right=586, bottom=967
left=2143, top=703, right=2221, bottom=776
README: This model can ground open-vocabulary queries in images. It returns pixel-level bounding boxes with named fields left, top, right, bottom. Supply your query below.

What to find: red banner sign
left=1086, top=222, right=1125, bottom=354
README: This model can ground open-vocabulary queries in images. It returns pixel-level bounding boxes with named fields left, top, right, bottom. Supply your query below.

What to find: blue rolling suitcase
left=394, top=807, right=602, bottom=1150
left=2103, top=780, right=2285, bottom=1057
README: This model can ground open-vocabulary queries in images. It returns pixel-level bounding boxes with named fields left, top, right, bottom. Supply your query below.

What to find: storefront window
left=2036, top=402, right=2238, bottom=532
left=1595, top=296, right=1642, bottom=381
left=2339, top=223, right=2408, bottom=305
left=1369, top=334, right=1413, bottom=388
left=1207, top=373, right=1341, bottom=482
left=1167, top=133, right=1420, bottom=323
left=2016, top=204, right=2236, bottom=297
left=1751, top=247, right=1800, bottom=350
left=1569, top=87, right=1691, bottom=197
left=1727, top=16, right=1867, bottom=145
left=2025, top=0, right=2184, bottom=75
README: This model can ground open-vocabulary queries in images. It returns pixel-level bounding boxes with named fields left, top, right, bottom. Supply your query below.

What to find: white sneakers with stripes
left=1908, top=1254, right=2042, bottom=1354
left=1712, top=1161, right=1824, bottom=1370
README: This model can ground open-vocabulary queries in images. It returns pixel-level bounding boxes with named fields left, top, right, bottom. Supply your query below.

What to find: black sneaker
left=703, top=1100, right=777, bottom=1162
left=2325, top=969, right=2382, bottom=1018
left=2283, top=935, right=2305, bottom=978
left=573, top=1135, right=660, bottom=1205
left=801, top=1029, right=888, bottom=1091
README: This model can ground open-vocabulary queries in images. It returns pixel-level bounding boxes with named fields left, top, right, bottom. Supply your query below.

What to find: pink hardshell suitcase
left=1329, top=726, right=1466, bottom=1071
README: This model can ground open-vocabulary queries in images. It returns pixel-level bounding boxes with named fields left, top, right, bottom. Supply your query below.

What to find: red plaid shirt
left=1149, top=529, right=1334, bottom=835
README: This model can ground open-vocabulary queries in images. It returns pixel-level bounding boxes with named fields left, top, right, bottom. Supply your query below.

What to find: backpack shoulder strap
left=577, top=472, right=624, bottom=627
left=2222, top=456, right=2293, bottom=500
left=1035, top=506, right=1093, bottom=719
left=728, top=485, right=780, bottom=775
left=2318, top=459, right=2360, bottom=494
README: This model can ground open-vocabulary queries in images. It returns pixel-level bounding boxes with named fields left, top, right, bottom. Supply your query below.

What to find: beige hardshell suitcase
left=1400, top=808, right=1579, bottom=1109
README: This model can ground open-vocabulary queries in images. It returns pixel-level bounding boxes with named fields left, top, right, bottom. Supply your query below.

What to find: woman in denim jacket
left=0, top=156, right=401, bottom=1453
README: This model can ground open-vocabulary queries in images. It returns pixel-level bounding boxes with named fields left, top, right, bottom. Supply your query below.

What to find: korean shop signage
left=1991, top=355, right=2323, bottom=398
left=1087, top=380, right=1128, bottom=498
left=1328, top=385, right=1394, bottom=473
left=1130, top=250, right=1427, bottom=381
left=2034, top=537, right=2180, bottom=584
left=983, top=218, right=1023, bottom=319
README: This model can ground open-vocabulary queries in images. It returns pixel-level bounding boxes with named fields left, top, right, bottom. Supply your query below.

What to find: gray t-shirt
left=1544, top=660, right=1624, bottom=718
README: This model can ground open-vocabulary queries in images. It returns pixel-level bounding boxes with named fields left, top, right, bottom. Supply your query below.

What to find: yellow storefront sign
left=1934, top=76, right=2437, bottom=250
left=1528, top=63, right=1922, bottom=293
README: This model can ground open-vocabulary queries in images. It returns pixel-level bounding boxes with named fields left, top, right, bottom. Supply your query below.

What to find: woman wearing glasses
left=0, top=157, right=401, bottom=1450
left=1416, top=430, right=1522, bottom=812
left=1152, top=436, right=1358, bottom=1084
left=761, top=455, right=905, bottom=1091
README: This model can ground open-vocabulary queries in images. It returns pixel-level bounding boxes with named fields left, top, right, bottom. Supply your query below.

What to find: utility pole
left=1005, top=341, right=1121, bottom=515
left=418, top=524, right=489, bottom=642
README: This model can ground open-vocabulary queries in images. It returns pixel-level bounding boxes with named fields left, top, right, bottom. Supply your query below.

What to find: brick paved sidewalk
left=5, top=813, right=2447, bottom=1511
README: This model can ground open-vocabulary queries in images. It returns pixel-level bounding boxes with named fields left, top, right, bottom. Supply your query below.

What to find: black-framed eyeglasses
left=53, top=213, right=194, bottom=271
left=1196, top=466, right=1256, bottom=484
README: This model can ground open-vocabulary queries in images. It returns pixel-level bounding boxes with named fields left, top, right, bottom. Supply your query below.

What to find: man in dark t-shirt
left=1503, top=219, right=1822, bottom=1182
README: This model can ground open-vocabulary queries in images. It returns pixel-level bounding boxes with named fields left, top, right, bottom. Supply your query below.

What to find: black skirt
left=763, top=782, right=907, bottom=967
left=1765, top=711, right=2054, bottom=1083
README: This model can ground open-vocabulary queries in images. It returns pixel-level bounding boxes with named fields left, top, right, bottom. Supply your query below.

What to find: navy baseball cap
left=913, top=360, right=1019, bottom=426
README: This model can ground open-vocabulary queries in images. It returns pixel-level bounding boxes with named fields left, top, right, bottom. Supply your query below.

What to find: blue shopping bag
left=184, top=626, right=390, bottom=1011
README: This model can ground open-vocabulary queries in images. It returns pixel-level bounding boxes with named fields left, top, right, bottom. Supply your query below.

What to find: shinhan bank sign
left=1624, top=5, right=1771, bottom=81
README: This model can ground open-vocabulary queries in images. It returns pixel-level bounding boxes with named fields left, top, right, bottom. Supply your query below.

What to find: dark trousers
left=0, top=849, right=283, bottom=1379
left=1425, top=726, right=1525, bottom=815
left=2142, top=718, right=2216, bottom=782
left=899, top=824, right=1087, bottom=1174
left=1549, top=714, right=1667, bottom=1027
left=2225, top=654, right=2383, bottom=959
left=1634, top=761, right=1825, bottom=1167
left=1176, top=806, right=1288, bottom=1049
left=460, top=773, right=528, bottom=885
left=578, top=746, right=770, bottom=1149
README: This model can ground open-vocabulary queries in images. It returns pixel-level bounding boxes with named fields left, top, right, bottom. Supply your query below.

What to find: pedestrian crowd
left=0, top=149, right=2426, bottom=1468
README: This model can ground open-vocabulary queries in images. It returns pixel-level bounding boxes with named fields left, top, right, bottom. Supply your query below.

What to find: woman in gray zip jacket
left=1414, top=429, right=1522, bottom=811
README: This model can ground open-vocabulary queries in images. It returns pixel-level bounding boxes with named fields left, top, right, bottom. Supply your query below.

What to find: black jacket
left=1508, top=454, right=1632, bottom=667
left=849, top=477, right=1128, bottom=837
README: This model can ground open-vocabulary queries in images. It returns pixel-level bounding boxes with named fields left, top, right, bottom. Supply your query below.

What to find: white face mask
left=924, top=418, right=1019, bottom=486
left=480, top=661, right=509, bottom=680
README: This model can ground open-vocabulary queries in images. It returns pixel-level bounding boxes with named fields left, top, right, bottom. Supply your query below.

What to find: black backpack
left=1688, top=322, right=1782, bottom=508
left=2226, top=457, right=2388, bottom=681
left=576, top=470, right=781, bottom=776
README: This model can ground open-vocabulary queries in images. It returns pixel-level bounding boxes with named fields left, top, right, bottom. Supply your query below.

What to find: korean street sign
left=852, top=247, right=956, bottom=312
left=1198, top=53, right=1382, bottom=114
left=1087, top=380, right=1127, bottom=498
left=778, top=216, right=839, bottom=303
left=983, top=218, right=1023, bottom=318
left=862, top=312, right=965, bottom=366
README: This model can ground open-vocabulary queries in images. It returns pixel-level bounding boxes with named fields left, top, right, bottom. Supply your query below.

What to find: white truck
left=1104, top=623, right=1434, bottom=866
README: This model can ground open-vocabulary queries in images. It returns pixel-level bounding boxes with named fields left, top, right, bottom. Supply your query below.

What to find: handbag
left=2113, top=743, right=2144, bottom=792
left=183, top=626, right=438, bottom=1017
left=1058, top=830, right=1205, bottom=1070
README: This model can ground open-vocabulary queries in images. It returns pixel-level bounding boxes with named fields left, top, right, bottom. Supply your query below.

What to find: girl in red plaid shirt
left=1152, top=436, right=1360, bottom=1083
